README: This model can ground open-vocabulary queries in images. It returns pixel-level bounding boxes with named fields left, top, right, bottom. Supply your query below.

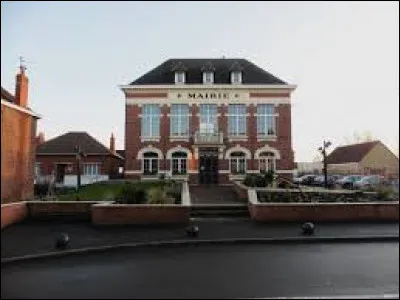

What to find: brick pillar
left=125, top=104, right=141, bottom=172
left=190, top=104, right=199, bottom=137
left=248, top=104, right=258, bottom=170
left=219, top=104, right=228, bottom=138
left=160, top=104, right=170, bottom=172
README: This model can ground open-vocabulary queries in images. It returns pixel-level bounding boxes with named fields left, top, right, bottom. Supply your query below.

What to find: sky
left=1, top=1, right=399, bottom=162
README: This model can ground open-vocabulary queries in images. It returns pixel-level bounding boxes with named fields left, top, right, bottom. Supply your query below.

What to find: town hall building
left=120, top=58, right=296, bottom=184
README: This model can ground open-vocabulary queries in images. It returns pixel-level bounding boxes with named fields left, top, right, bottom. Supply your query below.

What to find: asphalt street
left=1, top=242, right=398, bottom=299
left=1, top=220, right=399, bottom=259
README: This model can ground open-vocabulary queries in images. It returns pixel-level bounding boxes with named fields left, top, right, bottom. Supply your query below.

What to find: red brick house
left=120, top=58, right=296, bottom=184
left=1, top=67, right=41, bottom=203
left=35, top=132, right=123, bottom=187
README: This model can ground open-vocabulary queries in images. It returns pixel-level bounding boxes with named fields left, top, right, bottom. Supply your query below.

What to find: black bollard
left=55, top=233, right=70, bottom=249
left=185, top=225, right=199, bottom=237
left=301, top=222, right=315, bottom=235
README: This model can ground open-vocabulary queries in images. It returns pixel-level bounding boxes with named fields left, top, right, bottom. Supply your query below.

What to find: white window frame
left=256, top=104, right=277, bottom=137
left=199, top=104, right=218, bottom=134
left=141, top=104, right=160, bottom=138
left=142, top=153, right=159, bottom=175
left=83, top=163, right=101, bottom=175
left=229, top=152, right=247, bottom=175
left=175, top=71, right=185, bottom=84
left=171, top=152, right=188, bottom=175
left=259, top=152, right=276, bottom=173
left=203, top=71, right=214, bottom=84
left=170, top=104, right=189, bottom=137
left=228, top=104, right=247, bottom=137
left=231, top=71, right=242, bottom=84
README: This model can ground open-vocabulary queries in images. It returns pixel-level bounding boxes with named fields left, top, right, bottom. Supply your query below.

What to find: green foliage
left=243, top=174, right=266, bottom=187
left=164, top=181, right=181, bottom=204
left=375, top=187, right=392, bottom=201
left=117, top=184, right=147, bottom=204
left=147, top=187, right=175, bottom=204
left=264, top=170, right=275, bottom=187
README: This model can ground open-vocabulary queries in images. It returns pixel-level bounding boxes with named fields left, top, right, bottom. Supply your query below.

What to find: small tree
left=264, top=170, right=275, bottom=187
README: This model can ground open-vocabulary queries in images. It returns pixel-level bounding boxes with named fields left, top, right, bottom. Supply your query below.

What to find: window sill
left=170, top=136, right=190, bottom=142
left=257, top=135, right=277, bottom=142
left=141, top=136, right=160, bottom=142
left=229, top=174, right=246, bottom=180
left=141, top=174, right=160, bottom=181
left=228, top=136, right=248, bottom=142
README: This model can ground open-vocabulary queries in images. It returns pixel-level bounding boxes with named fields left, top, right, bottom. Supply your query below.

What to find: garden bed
left=91, top=182, right=190, bottom=225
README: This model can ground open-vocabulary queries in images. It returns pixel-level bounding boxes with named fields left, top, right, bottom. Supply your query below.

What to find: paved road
left=1, top=242, right=398, bottom=299
left=1, top=220, right=399, bottom=259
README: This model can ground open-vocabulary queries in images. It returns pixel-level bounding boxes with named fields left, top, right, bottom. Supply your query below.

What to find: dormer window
left=175, top=71, right=185, bottom=84
left=203, top=71, right=214, bottom=84
left=231, top=71, right=242, bottom=84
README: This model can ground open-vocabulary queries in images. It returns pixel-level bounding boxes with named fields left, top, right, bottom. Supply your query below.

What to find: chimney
left=110, top=133, right=116, bottom=153
left=36, top=132, right=45, bottom=145
left=15, top=66, right=29, bottom=107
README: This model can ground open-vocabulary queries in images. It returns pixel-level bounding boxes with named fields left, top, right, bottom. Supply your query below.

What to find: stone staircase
left=189, top=185, right=249, bottom=219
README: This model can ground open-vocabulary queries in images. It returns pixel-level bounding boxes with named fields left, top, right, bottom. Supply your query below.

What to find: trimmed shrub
left=164, top=182, right=181, bottom=204
left=244, top=174, right=267, bottom=187
left=147, top=187, right=175, bottom=204
left=264, top=170, right=275, bottom=187
left=117, top=184, right=146, bottom=204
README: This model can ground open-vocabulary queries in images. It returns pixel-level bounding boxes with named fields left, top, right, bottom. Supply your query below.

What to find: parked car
left=353, top=175, right=386, bottom=190
left=312, top=175, right=342, bottom=188
left=336, top=175, right=364, bottom=189
left=293, top=174, right=318, bottom=186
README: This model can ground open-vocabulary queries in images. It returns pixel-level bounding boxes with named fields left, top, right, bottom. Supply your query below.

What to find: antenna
left=19, top=56, right=27, bottom=73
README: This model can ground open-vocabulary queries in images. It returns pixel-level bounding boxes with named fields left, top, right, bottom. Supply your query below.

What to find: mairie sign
left=187, top=92, right=229, bottom=99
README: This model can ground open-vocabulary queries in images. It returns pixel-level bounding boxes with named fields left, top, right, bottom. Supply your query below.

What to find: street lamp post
left=74, top=145, right=85, bottom=192
left=318, top=140, right=332, bottom=189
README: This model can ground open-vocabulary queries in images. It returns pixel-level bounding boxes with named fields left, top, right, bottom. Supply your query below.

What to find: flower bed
left=91, top=182, right=190, bottom=225
left=247, top=189, right=399, bottom=222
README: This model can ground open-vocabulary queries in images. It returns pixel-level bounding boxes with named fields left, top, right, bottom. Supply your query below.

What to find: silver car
left=353, top=175, right=386, bottom=190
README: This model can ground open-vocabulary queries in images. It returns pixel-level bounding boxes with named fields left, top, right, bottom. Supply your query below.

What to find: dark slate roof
left=1, top=87, right=15, bottom=103
left=326, top=141, right=380, bottom=164
left=36, top=132, right=121, bottom=158
left=130, top=58, right=287, bottom=85
left=116, top=150, right=125, bottom=159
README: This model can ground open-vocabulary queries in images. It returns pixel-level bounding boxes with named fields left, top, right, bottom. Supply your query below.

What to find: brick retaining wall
left=91, top=203, right=190, bottom=225
left=1, top=202, right=28, bottom=229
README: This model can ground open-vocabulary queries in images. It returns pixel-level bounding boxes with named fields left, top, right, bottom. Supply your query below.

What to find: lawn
left=56, top=181, right=172, bottom=201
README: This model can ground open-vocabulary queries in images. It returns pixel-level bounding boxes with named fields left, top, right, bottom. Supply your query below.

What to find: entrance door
left=55, top=164, right=67, bottom=184
left=199, top=148, right=219, bottom=184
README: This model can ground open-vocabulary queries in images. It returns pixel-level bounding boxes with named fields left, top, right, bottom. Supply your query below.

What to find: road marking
left=249, top=295, right=400, bottom=299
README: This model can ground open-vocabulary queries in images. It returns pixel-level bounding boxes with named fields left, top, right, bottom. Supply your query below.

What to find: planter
left=27, top=201, right=102, bottom=221
left=91, top=203, right=190, bottom=225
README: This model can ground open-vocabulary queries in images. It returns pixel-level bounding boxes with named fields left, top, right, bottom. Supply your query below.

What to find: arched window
left=143, top=152, right=159, bottom=175
left=259, top=151, right=275, bottom=173
left=230, top=151, right=246, bottom=174
left=171, top=151, right=187, bottom=175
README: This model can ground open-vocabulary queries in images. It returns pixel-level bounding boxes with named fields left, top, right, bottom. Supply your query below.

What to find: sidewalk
left=1, top=219, right=399, bottom=259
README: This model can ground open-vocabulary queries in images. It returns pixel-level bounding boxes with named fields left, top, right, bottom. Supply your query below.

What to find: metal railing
left=193, top=131, right=224, bottom=144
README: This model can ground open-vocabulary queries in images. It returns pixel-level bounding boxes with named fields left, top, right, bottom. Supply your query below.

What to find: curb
left=2, top=235, right=398, bottom=265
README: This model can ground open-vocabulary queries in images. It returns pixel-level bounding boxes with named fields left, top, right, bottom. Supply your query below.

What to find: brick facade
left=122, top=58, right=296, bottom=184
left=1, top=69, right=39, bottom=203
left=124, top=94, right=294, bottom=183
left=36, top=154, right=122, bottom=177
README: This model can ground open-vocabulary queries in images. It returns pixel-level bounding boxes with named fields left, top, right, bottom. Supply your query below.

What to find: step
left=190, top=210, right=249, bottom=217
left=191, top=204, right=247, bottom=210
